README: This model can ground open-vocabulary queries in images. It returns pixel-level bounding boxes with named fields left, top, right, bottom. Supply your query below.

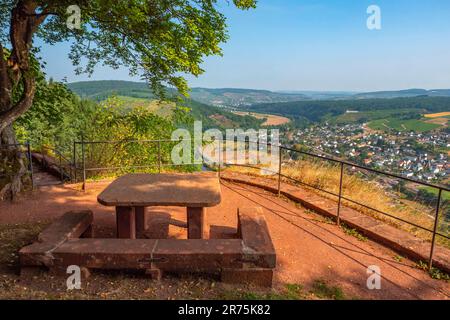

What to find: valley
left=67, top=80, right=450, bottom=187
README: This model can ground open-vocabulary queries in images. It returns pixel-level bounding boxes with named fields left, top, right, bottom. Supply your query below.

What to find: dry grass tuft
left=225, top=159, right=449, bottom=248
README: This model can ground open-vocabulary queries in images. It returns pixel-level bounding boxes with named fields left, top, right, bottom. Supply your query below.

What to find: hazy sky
left=36, top=0, right=450, bottom=91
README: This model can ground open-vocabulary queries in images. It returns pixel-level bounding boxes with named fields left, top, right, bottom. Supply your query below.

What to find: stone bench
left=19, top=207, right=276, bottom=287
left=19, top=210, right=93, bottom=267
left=222, top=207, right=276, bottom=287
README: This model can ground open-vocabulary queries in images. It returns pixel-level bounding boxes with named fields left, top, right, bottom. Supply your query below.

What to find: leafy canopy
left=1, top=0, right=256, bottom=98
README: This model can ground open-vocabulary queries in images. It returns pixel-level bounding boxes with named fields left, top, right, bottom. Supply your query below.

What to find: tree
left=0, top=0, right=256, bottom=198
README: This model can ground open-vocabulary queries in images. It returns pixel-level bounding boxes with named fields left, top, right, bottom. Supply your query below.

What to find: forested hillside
left=248, top=96, right=450, bottom=123
left=67, top=80, right=309, bottom=106
left=68, top=81, right=156, bottom=100
left=67, top=81, right=265, bottom=130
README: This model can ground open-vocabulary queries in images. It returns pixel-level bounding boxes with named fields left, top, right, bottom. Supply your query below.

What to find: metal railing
left=279, top=144, right=449, bottom=269
left=73, top=138, right=200, bottom=190
left=219, top=140, right=449, bottom=270
left=40, top=145, right=74, bottom=183
left=29, top=138, right=450, bottom=270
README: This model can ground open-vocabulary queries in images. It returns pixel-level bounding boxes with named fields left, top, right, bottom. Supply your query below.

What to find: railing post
left=59, top=153, right=63, bottom=182
left=157, top=140, right=161, bottom=173
left=41, top=144, right=45, bottom=168
left=337, top=162, right=344, bottom=226
left=73, top=141, right=77, bottom=183
left=218, top=139, right=222, bottom=179
left=277, top=145, right=282, bottom=196
left=81, top=137, right=86, bottom=191
left=26, top=141, right=34, bottom=190
left=429, top=188, right=442, bottom=270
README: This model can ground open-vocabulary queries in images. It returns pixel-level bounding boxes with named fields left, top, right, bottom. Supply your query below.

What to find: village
left=288, top=123, right=450, bottom=185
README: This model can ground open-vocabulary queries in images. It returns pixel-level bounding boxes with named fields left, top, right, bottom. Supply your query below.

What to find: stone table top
left=97, top=173, right=221, bottom=207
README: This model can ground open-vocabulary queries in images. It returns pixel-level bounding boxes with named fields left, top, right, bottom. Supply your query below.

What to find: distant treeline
left=247, top=96, right=450, bottom=122
left=68, top=80, right=156, bottom=101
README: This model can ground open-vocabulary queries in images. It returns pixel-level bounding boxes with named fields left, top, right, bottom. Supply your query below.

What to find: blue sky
left=37, top=0, right=450, bottom=91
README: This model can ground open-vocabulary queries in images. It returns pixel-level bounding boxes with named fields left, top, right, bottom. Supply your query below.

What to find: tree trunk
left=0, top=125, right=28, bottom=201
left=0, top=1, right=43, bottom=200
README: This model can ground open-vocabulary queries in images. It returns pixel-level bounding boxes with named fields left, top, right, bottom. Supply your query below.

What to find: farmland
left=368, top=118, right=441, bottom=133
left=419, top=187, right=450, bottom=201
left=233, top=111, right=290, bottom=126
left=424, top=112, right=450, bottom=118
left=331, top=109, right=423, bottom=124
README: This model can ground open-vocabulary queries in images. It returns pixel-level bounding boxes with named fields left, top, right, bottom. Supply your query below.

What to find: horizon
left=38, top=0, right=450, bottom=92
left=65, top=79, right=450, bottom=94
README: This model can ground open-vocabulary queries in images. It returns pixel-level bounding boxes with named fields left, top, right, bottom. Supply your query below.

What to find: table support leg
left=116, top=206, right=136, bottom=239
left=187, top=207, right=205, bottom=239
left=135, top=206, right=146, bottom=238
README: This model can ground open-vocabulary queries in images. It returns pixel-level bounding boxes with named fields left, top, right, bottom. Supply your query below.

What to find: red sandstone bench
left=19, top=207, right=276, bottom=287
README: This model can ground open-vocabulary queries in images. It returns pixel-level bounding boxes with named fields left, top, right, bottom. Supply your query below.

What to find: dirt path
left=0, top=179, right=448, bottom=300
left=32, top=163, right=62, bottom=187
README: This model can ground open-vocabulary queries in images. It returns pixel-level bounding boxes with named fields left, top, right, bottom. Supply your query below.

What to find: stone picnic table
left=97, top=173, right=221, bottom=239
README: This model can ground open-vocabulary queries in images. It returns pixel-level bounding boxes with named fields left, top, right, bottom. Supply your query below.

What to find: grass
left=419, top=187, right=450, bottom=201
left=368, top=118, right=441, bottom=132
left=341, top=224, right=368, bottom=242
left=221, top=283, right=306, bottom=300
left=225, top=159, right=449, bottom=248
left=332, top=109, right=422, bottom=124
left=220, top=282, right=349, bottom=300
left=415, top=261, right=450, bottom=281
left=310, top=280, right=346, bottom=300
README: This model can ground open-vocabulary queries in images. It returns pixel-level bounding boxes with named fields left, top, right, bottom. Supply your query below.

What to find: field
left=419, top=187, right=450, bottom=201
left=368, top=118, right=441, bottom=132
left=424, top=112, right=450, bottom=118
left=424, top=117, right=449, bottom=125
left=233, top=111, right=290, bottom=126
left=331, top=109, right=423, bottom=124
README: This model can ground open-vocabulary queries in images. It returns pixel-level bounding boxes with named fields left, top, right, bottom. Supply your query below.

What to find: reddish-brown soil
left=0, top=178, right=449, bottom=300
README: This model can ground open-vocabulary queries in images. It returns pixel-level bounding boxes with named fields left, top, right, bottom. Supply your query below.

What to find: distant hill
left=276, top=90, right=356, bottom=100
left=68, top=80, right=155, bottom=100
left=67, top=80, right=266, bottom=130
left=189, top=87, right=309, bottom=107
left=68, top=81, right=450, bottom=106
left=67, top=80, right=309, bottom=106
left=353, top=89, right=450, bottom=99
left=247, top=96, right=450, bottom=123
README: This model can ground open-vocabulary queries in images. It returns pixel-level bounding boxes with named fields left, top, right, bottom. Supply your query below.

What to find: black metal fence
left=72, top=138, right=200, bottom=190
left=277, top=145, right=449, bottom=270
left=8, top=138, right=449, bottom=270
